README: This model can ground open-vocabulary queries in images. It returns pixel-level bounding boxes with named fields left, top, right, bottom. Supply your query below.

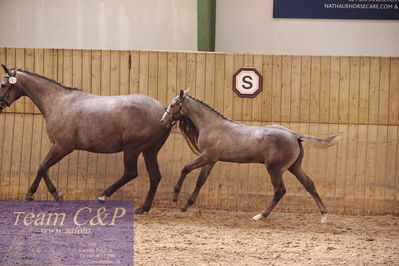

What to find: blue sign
left=0, top=200, right=134, bottom=266
left=273, top=0, right=399, bottom=20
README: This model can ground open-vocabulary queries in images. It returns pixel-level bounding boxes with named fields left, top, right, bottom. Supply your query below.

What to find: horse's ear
left=179, top=89, right=185, bottom=99
left=184, top=87, right=191, bottom=95
left=1, top=64, right=10, bottom=75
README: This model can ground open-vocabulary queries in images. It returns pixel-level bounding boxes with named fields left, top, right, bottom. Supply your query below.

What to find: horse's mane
left=178, top=95, right=238, bottom=155
left=16, top=69, right=82, bottom=91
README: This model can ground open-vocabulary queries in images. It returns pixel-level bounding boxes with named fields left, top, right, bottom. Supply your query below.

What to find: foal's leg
left=25, top=143, right=72, bottom=201
left=253, top=164, right=286, bottom=221
left=173, top=153, right=214, bottom=202
left=288, top=142, right=328, bottom=223
left=98, top=150, right=139, bottom=201
left=180, top=163, right=215, bottom=212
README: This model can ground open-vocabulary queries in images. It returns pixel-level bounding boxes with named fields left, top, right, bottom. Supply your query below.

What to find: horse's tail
left=298, top=134, right=340, bottom=149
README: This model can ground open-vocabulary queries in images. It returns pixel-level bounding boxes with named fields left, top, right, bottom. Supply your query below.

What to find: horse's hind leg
left=288, top=142, right=328, bottom=222
left=26, top=143, right=71, bottom=201
left=253, top=164, right=286, bottom=221
left=180, top=163, right=215, bottom=212
left=98, top=150, right=139, bottom=201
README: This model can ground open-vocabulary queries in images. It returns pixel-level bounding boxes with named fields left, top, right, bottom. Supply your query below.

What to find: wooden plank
left=309, top=56, right=321, bottom=123
left=129, top=50, right=140, bottom=95
left=325, top=123, right=339, bottom=213
left=14, top=49, right=25, bottom=113
left=261, top=55, right=273, bottom=122
left=5, top=48, right=16, bottom=113
left=1, top=114, right=14, bottom=199
left=18, top=114, right=34, bottom=199
left=242, top=54, right=253, bottom=121
left=139, top=51, right=149, bottom=96
left=389, top=58, right=399, bottom=125
left=24, top=49, right=35, bottom=113
left=359, top=57, right=370, bottom=125
left=280, top=55, right=291, bottom=122
left=300, top=56, right=311, bottom=123
left=375, top=126, right=388, bottom=214
left=379, top=57, right=390, bottom=125
left=369, top=57, right=380, bottom=125
left=186, top=52, right=197, bottom=100
left=385, top=126, right=397, bottom=214
left=196, top=53, right=206, bottom=101
left=80, top=49, right=92, bottom=199
left=344, top=124, right=358, bottom=214
left=338, top=57, right=350, bottom=124
left=148, top=51, right=159, bottom=100
left=87, top=50, right=100, bottom=199
left=223, top=53, right=234, bottom=120
left=105, top=50, right=120, bottom=200
left=355, top=125, right=367, bottom=215
left=329, top=57, right=340, bottom=124
left=319, top=56, right=331, bottom=123
left=0, top=111, right=4, bottom=198
left=252, top=55, right=263, bottom=122
left=290, top=56, right=301, bottom=123
left=335, top=124, right=348, bottom=214
left=349, top=57, right=360, bottom=124
left=271, top=55, right=282, bottom=123
left=232, top=54, right=243, bottom=121
left=33, top=49, right=44, bottom=114
left=364, top=125, right=377, bottom=215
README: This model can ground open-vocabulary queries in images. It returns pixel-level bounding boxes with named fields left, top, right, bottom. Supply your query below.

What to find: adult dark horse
left=161, top=89, right=339, bottom=222
left=0, top=64, right=170, bottom=214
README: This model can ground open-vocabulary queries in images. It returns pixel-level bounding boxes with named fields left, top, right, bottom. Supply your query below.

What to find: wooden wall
left=0, top=47, right=398, bottom=215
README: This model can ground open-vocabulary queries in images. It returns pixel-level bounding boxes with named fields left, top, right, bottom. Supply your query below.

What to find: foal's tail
left=298, top=134, right=340, bottom=149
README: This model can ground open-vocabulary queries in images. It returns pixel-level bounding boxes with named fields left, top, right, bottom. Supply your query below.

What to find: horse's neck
left=19, top=72, right=70, bottom=118
left=184, top=98, right=224, bottom=130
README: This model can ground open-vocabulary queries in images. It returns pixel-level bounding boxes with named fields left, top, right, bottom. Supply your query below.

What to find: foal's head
left=160, top=88, right=190, bottom=128
left=0, top=64, right=24, bottom=112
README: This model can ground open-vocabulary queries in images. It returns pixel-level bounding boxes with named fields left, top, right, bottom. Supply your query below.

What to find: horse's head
left=0, top=64, right=24, bottom=113
left=160, top=88, right=191, bottom=128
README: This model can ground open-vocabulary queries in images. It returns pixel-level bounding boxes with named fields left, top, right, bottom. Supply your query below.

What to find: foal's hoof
left=252, top=214, right=264, bottom=221
left=321, top=214, right=328, bottom=223
left=96, top=196, right=106, bottom=203
left=55, top=193, right=64, bottom=201
left=172, top=197, right=178, bottom=203
left=135, top=207, right=149, bottom=214
left=179, top=207, right=187, bottom=212
left=25, top=194, right=34, bottom=201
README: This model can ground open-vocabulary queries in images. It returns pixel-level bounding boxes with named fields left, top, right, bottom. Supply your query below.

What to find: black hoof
left=25, top=194, right=34, bottom=201
left=55, top=192, right=63, bottom=201
left=172, top=197, right=178, bottom=202
left=179, top=207, right=187, bottom=212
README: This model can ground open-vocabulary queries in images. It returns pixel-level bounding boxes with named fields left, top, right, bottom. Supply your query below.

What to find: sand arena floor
left=134, top=208, right=398, bottom=265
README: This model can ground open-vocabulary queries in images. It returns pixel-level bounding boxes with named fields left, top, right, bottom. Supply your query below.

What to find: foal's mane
left=17, top=69, right=82, bottom=91
left=178, top=95, right=238, bottom=155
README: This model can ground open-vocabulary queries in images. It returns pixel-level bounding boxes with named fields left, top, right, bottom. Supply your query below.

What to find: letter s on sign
left=242, top=75, right=253, bottom=89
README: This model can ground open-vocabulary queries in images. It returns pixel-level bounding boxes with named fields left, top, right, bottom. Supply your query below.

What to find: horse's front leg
left=173, top=153, right=214, bottom=202
left=25, top=143, right=72, bottom=201
left=180, top=163, right=215, bottom=212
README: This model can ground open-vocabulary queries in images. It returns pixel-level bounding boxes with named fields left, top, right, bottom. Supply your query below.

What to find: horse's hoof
left=172, top=197, right=178, bottom=202
left=179, top=207, right=187, bottom=212
left=25, top=195, right=34, bottom=201
left=97, top=196, right=106, bottom=203
left=135, top=207, right=149, bottom=214
left=321, top=214, right=328, bottom=223
left=56, top=192, right=64, bottom=201
left=252, top=214, right=264, bottom=221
